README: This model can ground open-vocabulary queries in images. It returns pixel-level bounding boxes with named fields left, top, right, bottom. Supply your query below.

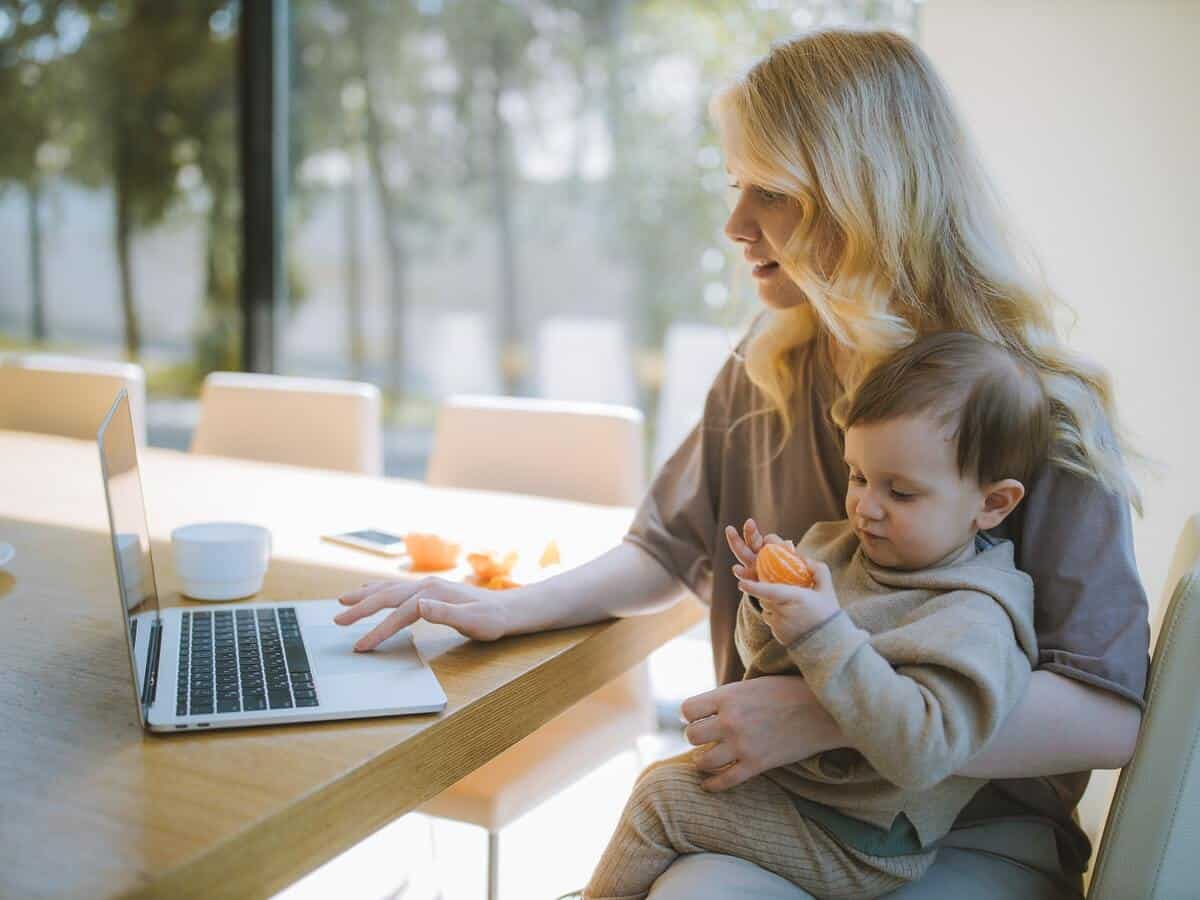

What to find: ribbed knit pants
left=584, top=753, right=936, bottom=900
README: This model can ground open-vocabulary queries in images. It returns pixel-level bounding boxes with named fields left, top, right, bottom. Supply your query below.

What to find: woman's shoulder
left=710, top=327, right=833, bottom=413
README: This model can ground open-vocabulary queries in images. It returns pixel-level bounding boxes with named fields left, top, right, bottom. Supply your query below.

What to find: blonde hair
left=711, top=29, right=1144, bottom=513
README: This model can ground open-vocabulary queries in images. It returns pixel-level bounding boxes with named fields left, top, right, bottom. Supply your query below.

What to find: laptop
left=98, top=388, right=447, bottom=732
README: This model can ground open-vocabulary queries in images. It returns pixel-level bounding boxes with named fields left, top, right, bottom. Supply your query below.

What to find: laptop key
left=243, top=693, right=267, bottom=711
left=217, top=698, right=240, bottom=713
left=268, top=690, right=293, bottom=709
left=295, top=695, right=319, bottom=708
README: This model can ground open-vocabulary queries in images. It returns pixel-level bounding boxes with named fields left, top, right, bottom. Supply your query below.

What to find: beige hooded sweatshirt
left=736, top=519, right=1039, bottom=849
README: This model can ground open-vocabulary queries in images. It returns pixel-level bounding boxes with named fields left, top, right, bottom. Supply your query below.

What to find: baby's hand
left=724, top=518, right=791, bottom=581
left=736, top=557, right=839, bottom=648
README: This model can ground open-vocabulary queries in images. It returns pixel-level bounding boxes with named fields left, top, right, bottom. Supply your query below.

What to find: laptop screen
left=97, top=389, right=163, bottom=727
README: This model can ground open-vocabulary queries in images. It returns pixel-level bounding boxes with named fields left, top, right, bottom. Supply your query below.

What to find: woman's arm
left=959, top=669, right=1141, bottom=776
left=504, top=540, right=689, bottom=633
left=336, top=540, right=688, bottom=648
left=683, top=669, right=1141, bottom=792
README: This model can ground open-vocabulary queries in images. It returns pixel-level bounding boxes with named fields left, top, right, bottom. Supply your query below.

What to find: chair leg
left=487, top=831, right=500, bottom=900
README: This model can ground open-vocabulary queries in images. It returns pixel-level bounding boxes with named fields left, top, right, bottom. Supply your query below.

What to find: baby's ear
left=976, top=478, right=1025, bottom=530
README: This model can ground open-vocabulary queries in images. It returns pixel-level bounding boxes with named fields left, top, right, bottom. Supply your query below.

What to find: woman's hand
left=334, top=577, right=511, bottom=650
left=680, top=675, right=845, bottom=792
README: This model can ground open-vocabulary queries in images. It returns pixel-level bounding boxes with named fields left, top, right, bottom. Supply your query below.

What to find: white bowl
left=171, top=522, right=272, bottom=602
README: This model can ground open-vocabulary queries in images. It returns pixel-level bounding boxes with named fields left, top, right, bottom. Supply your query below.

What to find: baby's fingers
left=737, top=577, right=810, bottom=604
left=742, top=518, right=764, bottom=552
left=724, top=524, right=757, bottom=569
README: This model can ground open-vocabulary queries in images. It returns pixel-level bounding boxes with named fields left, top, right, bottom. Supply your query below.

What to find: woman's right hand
left=333, top=577, right=512, bottom=650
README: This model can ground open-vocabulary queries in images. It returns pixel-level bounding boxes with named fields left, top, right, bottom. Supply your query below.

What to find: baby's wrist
left=778, top=609, right=842, bottom=649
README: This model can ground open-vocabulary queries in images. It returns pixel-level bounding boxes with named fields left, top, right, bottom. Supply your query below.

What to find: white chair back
left=653, top=323, right=736, bottom=469
left=0, top=353, right=147, bottom=445
left=534, top=316, right=636, bottom=406
left=1088, top=512, right=1200, bottom=899
left=190, top=372, right=383, bottom=475
left=426, top=394, right=645, bottom=507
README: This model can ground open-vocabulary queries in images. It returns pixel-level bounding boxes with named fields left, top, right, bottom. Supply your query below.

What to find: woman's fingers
left=337, top=581, right=395, bottom=606
left=680, top=688, right=720, bottom=724
left=334, top=581, right=420, bottom=624
left=692, top=740, right=738, bottom=773
left=354, top=598, right=421, bottom=651
left=700, top=761, right=754, bottom=793
left=683, top=713, right=722, bottom=747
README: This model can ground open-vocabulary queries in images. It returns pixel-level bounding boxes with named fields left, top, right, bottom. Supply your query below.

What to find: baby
left=582, top=331, right=1052, bottom=899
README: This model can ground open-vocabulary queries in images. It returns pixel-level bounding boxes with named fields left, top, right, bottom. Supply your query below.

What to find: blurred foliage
left=1, top=0, right=916, bottom=408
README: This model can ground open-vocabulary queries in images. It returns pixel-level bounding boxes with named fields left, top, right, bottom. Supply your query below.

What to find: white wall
left=921, top=1, right=1200, bottom=619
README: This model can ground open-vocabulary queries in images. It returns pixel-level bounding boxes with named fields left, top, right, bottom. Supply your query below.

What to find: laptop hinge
left=141, top=619, right=162, bottom=706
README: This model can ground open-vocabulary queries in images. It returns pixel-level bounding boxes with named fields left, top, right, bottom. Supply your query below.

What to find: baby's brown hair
left=839, top=332, right=1053, bottom=486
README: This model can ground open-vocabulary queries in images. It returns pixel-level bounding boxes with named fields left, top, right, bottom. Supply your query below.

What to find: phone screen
left=343, top=529, right=404, bottom=545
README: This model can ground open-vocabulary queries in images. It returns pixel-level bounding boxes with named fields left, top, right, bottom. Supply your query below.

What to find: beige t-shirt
left=624, top=333, right=1150, bottom=873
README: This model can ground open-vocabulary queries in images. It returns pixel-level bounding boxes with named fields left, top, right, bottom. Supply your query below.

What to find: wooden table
left=0, top=431, right=705, bottom=899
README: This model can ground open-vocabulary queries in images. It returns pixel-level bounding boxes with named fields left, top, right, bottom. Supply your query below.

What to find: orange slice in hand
left=466, top=550, right=519, bottom=581
left=756, top=542, right=816, bottom=588
left=404, top=533, right=461, bottom=572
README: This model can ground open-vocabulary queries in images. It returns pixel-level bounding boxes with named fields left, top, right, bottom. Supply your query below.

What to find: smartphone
left=322, top=528, right=408, bottom=557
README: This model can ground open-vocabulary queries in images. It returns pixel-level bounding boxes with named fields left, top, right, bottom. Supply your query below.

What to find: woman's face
left=724, top=174, right=808, bottom=309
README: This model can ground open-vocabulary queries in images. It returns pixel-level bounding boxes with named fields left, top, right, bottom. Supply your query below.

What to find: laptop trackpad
left=304, top=624, right=426, bottom=676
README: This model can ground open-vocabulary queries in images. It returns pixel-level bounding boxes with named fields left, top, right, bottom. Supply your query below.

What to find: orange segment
left=467, top=550, right=519, bottom=580
left=538, top=539, right=561, bottom=567
left=404, top=532, right=461, bottom=572
left=484, top=574, right=521, bottom=590
left=756, top=542, right=815, bottom=587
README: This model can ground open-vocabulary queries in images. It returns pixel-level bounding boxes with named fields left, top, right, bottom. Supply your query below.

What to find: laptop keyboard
left=176, top=608, right=319, bottom=717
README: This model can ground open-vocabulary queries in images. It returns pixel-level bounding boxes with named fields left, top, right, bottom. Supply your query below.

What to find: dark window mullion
left=239, top=0, right=288, bottom=374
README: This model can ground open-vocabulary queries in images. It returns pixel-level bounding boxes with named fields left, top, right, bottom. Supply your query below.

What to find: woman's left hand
left=680, top=675, right=845, bottom=792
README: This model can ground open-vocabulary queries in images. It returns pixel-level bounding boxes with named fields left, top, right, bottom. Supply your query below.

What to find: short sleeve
left=991, top=461, right=1150, bottom=708
left=622, top=351, right=739, bottom=603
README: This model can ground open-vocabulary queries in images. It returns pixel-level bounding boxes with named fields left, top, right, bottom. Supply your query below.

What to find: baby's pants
left=584, top=753, right=935, bottom=900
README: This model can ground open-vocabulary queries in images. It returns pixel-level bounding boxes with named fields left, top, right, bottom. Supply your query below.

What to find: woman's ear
left=975, top=478, right=1025, bottom=530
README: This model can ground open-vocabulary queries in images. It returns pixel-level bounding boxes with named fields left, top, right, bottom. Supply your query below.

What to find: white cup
left=171, top=522, right=272, bottom=601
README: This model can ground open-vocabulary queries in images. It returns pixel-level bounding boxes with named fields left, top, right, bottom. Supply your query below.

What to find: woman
left=336, top=29, right=1149, bottom=898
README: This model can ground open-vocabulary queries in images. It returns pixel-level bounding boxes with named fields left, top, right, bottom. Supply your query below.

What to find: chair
left=425, top=394, right=645, bottom=507
left=190, top=372, right=383, bottom=475
left=421, top=393, right=656, bottom=900
left=1085, top=513, right=1200, bottom=898
left=534, top=316, right=637, bottom=406
left=0, top=353, right=147, bottom=445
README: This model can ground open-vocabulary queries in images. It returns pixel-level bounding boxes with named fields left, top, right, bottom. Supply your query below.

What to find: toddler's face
left=843, top=413, right=1005, bottom=570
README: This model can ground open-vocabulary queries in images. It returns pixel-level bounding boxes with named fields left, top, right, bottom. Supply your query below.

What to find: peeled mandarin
left=405, top=532, right=461, bottom=572
left=756, top=542, right=816, bottom=588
